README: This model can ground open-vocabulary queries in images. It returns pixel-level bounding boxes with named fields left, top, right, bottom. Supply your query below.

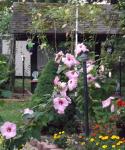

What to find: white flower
left=94, top=82, right=101, bottom=88
left=23, top=108, right=34, bottom=115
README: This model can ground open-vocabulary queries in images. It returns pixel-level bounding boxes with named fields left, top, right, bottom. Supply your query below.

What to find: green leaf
left=1, top=90, right=12, bottom=98
left=57, top=65, right=67, bottom=74
left=27, top=42, right=34, bottom=49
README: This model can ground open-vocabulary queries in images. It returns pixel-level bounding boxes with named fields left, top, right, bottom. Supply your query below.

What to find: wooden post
left=31, top=35, right=38, bottom=93
left=75, top=4, right=78, bottom=50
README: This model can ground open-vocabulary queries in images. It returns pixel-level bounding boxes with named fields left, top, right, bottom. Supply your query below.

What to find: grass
left=0, top=100, right=32, bottom=125
left=15, top=79, right=31, bottom=91
left=0, top=79, right=32, bottom=126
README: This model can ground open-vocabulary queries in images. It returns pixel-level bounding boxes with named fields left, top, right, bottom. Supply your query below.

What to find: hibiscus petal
left=102, top=98, right=111, bottom=108
left=111, top=104, right=115, bottom=112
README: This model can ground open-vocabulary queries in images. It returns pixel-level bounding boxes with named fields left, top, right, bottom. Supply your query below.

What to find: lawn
left=0, top=100, right=32, bottom=125
left=15, top=78, right=31, bottom=91
left=0, top=79, right=32, bottom=126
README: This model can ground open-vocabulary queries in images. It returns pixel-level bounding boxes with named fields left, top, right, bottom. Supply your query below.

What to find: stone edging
left=30, top=140, right=64, bottom=150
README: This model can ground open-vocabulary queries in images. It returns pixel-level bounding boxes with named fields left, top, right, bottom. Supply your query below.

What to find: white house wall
left=2, top=40, right=11, bottom=55
left=15, top=41, right=31, bottom=77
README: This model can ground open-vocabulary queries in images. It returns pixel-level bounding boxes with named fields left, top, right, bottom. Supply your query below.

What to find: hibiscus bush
left=37, top=44, right=117, bottom=136
left=31, top=43, right=117, bottom=135
left=51, top=44, right=116, bottom=125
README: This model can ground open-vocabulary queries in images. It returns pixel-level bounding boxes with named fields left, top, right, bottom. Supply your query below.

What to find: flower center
left=70, top=80, right=72, bottom=84
left=59, top=100, right=63, bottom=105
left=68, top=57, right=71, bottom=61
left=88, top=77, right=92, bottom=80
left=7, top=127, right=11, bottom=132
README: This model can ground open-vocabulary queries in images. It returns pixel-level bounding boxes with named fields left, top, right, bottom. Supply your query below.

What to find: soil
left=12, top=87, right=32, bottom=99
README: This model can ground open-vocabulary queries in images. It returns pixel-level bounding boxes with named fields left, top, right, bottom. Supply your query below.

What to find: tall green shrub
left=32, top=60, right=58, bottom=103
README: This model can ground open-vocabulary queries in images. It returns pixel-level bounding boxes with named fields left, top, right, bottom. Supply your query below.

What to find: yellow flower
left=59, top=132, right=62, bottom=135
left=53, top=134, right=61, bottom=139
left=53, top=133, right=60, bottom=139
left=90, top=138, right=95, bottom=142
left=116, top=136, right=120, bottom=140
left=54, top=133, right=57, bottom=136
left=80, top=142, right=85, bottom=145
left=101, top=136, right=109, bottom=140
left=116, top=142, right=121, bottom=146
left=96, top=142, right=99, bottom=146
left=62, top=131, right=65, bottom=134
left=57, top=135, right=61, bottom=139
left=119, top=141, right=123, bottom=144
left=111, top=135, right=120, bottom=140
left=53, top=136, right=57, bottom=139
left=99, top=135, right=103, bottom=139
left=116, top=141, right=123, bottom=146
left=111, top=135, right=116, bottom=139
left=102, top=145, right=108, bottom=149
left=112, top=145, right=116, bottom=148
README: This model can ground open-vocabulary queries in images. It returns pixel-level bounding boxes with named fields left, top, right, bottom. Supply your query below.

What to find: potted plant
left=26, top=39, right=34, bottom=53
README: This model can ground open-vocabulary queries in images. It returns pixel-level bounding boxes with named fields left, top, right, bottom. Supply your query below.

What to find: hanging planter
left=26, top=39, right=34, bottom=52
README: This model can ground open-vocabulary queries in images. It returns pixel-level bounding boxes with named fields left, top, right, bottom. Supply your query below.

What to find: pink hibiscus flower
left=58, top=82, right=66, bottom=90
left=54, top=76, right=60, bottom=86
left=87, top=65, right=94, bottom=73
left=55, top=51, right=64, bottom=64
left=99, top=65, right=105, bottom=72
left=68, top=78, right=77, bottom=91
left=87, top=74, right=96, bottom=83
left=23, top=108, right=34, bottom=115
left=65, top=70, right=79, bottom=80
left=58, top=82, right=68, bottom=97
left=102, top=96, right=115, bottom=108
left=0, top=122, right=16, bottom=139
left=62, top=53, right=78, bottom=68
left=87, top=60, right=95, bottom=66
left=53, top=97, right=70, bottom=114
left=86, top=60, right=95, bottom=73
left=60, top=89, right=67, bottom=97
left=75, top=43, right=89, bottom=57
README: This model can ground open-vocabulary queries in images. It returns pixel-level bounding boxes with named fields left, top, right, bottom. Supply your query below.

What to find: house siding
left=15, top=41, right=31, bottom=77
